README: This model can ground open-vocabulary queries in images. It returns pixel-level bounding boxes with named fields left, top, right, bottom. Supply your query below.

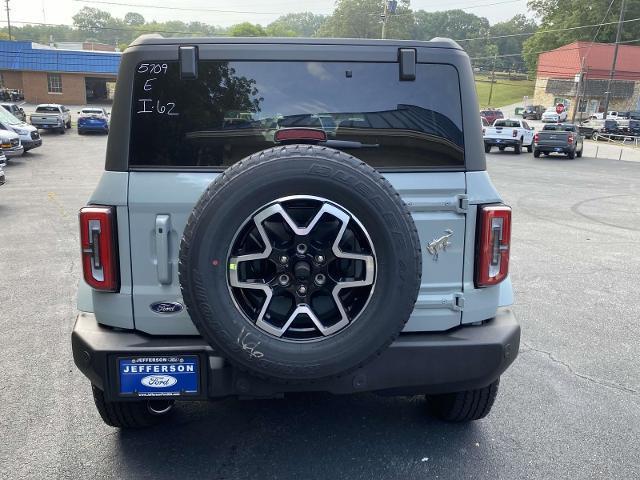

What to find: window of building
left=47, top=73, right=62, bottom=93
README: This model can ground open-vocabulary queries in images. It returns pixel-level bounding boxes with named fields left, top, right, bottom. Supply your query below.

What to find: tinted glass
left=130, top=61, right=464, bottom=169
left=494, top=120, right=520, bottom=128
left=35, top=106, right=60, bottom=113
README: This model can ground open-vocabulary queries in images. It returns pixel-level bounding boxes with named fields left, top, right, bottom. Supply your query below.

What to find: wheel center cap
left=293, top=261, right=311, bottom=281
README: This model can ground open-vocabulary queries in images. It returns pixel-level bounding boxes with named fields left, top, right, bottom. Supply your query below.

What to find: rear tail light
left=79, top=206, right=119, bottom=292
left=475, top=205, right=511, bottom=288
left=482, top=128, right=485, bottom=135
left=534, top=133, right=539, bottom=143
left=512, top=129, right=518, bottom=138
left=567, top=134, right=574, bottom=144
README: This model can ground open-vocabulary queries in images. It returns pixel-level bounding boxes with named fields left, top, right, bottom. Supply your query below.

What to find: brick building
left=533, top=41, right=640, bottom=118
left=0, top=40, right=121, bottom=105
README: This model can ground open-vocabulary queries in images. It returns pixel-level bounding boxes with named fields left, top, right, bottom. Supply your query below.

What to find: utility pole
left=487, top=52, right=498, bottom=107
left=5, top=0, right=11, bottom=41
left=380, top=1, right=397, bottom=39
left=571, top=57, right=586, bottom=123
left=602, top=0, right=626, bottom=117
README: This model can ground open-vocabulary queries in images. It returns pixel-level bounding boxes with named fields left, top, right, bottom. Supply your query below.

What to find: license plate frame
left=117, top=354, right=201, bottom=398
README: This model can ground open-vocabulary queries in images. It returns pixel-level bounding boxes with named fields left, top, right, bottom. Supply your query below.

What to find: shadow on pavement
left=115, top=393, right=485, bottom=479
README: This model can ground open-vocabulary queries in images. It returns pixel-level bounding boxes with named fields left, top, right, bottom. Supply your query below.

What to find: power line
left=72, top=0, right=291, bottom=16
left=456, top=16, right=640, bottom=42
left=469, top=34, right=640, bottom=60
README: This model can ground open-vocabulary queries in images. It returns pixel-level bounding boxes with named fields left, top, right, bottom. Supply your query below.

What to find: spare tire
left=179, top=145, right=421, bottom=382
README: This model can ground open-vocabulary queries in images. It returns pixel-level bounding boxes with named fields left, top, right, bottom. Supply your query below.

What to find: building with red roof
left=533, top=41, right=640, bottom=118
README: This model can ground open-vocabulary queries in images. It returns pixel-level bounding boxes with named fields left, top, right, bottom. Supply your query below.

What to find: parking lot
left=1, top=130, right=639, bottom=479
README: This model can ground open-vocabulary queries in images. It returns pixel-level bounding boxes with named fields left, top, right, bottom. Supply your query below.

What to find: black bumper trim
left=484, top=139, right=519, bottom=147
left=534, top=145, right=574, bottom=153
left=72, top=308, right=520, bottom=400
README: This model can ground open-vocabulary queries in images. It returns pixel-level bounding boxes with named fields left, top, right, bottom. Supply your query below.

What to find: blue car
left=77, top=107, right=109, bottom=134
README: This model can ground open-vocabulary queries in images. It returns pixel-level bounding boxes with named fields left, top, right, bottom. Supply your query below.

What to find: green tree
left=523, top=0, right=640, bottom=71
left=72, top=7, right=114, bottom=37
left=489, top=14, right=537, bottom=72
left=266, top=13, right=327, bottom=37
left=228, top=22, right=266, bottom=37
left=123, top=12, right=145, bottom=27
left=413, top=9, right=491, bottom=59
left=318, top=0, right=413, bottom=39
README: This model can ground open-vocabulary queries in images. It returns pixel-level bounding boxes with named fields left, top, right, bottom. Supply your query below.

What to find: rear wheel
left=533, top=150, right=540, bottom=158
left=484, top=144, right=491, bottom=153
left=91, top=384, right=174, bottom=429
left=576, top=145, right=583, bottom=157
left=514, top=143, right=521, bottom=154
left=498, top=146, right=505, bottom=151
left=58, top=126, right=65, bottom=134
left=426, top=378, right=500, bottom=422
left=567, top=150, right=575, bottom=159
left=526, top=143, right=533, bottom=153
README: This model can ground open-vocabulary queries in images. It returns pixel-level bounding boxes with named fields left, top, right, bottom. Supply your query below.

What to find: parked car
left=533, top=123, right=584, bottom=159
left=522, top=105, right=545, bottom=120
left=480, top=109, right=504, bottom=125
left=30, top=104, right=72, bottom=133
left=578, top=119, right=602, bottom=139
left=601, top=119, right=620, bottom=135
left=624, top=119, right=640, bottom=136
left=606, top=111, right=619, bottom=120
left=1, top=103, right=26, bottom=122
left=541, top=106, right=568, bottom=123
left=484, top=118, right=535, bottom=154
left=0, top=106, right=41, bottom=152
left=0, top=153, right=5, bottom=186
left=73, top=36, right=519, bottom=429
left=77, top=107, right=110, bottom=134
left=0, top=129, right=24, bottom=158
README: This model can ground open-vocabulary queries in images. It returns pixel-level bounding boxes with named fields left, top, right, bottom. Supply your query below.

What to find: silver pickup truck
left=29, top=104, right=72, bottom=134
left=73, top=36, right=520, bottom=429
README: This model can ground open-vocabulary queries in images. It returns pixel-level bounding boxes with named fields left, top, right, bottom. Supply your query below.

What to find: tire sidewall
left=180, top=148, right=421, bottom=382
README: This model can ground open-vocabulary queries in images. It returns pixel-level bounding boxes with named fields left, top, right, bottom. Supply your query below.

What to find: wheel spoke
left=228, top=196, right=376, bottom=340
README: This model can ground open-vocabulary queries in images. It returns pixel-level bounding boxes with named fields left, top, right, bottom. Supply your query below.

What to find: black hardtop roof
left=129, top=34, right=461, bottom=50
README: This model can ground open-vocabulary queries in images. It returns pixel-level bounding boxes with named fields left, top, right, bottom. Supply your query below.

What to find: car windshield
left=130, top=61, right=465, bottom=169
left=35, top=106, right=60, bottom=113
left=493, top=120, right=520, bottom=128
left=0, top=105, right=22, bottom=125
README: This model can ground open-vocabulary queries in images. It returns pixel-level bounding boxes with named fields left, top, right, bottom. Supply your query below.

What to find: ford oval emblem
left=141, top=375, right=178, bottom=388
left=150, top=301, right=184, bottom=314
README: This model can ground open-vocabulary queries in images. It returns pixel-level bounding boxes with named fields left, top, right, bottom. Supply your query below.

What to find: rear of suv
left=73, top=36, right=519, bottom=428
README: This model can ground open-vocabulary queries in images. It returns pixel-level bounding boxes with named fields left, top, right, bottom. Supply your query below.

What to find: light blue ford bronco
left=73, top=36, right=519, bottom=428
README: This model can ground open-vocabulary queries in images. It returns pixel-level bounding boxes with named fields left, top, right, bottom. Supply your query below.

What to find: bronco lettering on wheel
left=227, top=195, right=376, bottom=341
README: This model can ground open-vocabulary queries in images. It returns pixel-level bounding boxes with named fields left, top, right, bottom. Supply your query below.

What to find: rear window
left=129, top=61, right=464, bottom=170
left=543, top=124, right=576, bottom=131
left=35, top=106, right=60, bottom=113
left=493, top=120, right=520, bottom=128
left=82, top=109, right=104, bottom=114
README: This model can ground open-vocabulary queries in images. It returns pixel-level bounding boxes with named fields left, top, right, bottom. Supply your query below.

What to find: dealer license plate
left=118, top=355, right=199, bottom=397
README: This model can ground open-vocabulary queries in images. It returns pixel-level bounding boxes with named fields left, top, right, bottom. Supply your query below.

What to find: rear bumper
left=534, top=144, right=575, bottom=153
left=78, top=123, right=109, bottom=131
left=72, top=308, right=520, bottom=401
left=484, top=138, right=520, bottom=147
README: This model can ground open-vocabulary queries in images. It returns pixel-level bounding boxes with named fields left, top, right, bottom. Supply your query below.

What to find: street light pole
left=571, top=57, right=586, bottom=123
left=602, top=0, right=626, bottom=117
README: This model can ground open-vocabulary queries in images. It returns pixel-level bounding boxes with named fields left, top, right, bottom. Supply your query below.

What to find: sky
left=7, top=0, right=533, bottom=30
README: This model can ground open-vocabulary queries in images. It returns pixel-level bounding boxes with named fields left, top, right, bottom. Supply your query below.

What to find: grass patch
left=475, top=75, right=535, bottom=109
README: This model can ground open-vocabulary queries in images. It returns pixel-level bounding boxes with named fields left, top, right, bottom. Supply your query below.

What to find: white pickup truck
left=483, top=118, right=535, bottom=154
left=29, top=104, right=72, bottom=134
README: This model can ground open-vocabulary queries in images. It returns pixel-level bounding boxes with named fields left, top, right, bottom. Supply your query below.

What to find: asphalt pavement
left=0, top=130, right=638, bottom=479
